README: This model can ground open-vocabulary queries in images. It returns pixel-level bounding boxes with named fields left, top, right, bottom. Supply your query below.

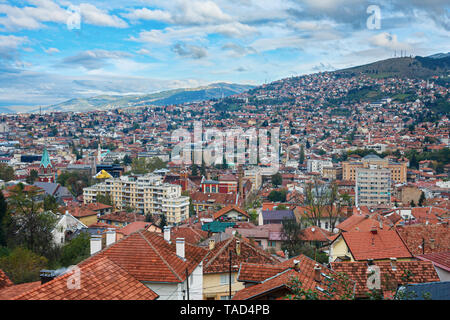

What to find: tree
left=299, top=145, right=305, bottom=165
left=6, top=185, right=58, bottom=257
left=191, top=164, right=199, bottom=176
left=0, top=164, right=15, bottom=182
left=410, top=200, right=416, bottom=207
left=271, top=172, right=282, bottom=187
left=159, top=214, right=167, bottom=229
left=268, top=189, right=287, bottom=202
left=304, top=178, right=328, bottom=227
left=0, top=247, right=48, bottom=284
left=281, top=218, right=304, bottom=257
left=57, top=171, right=92, bottom=197
left=43, top=195, right=59, bottom=212
left=26, top=169, right=39, bottom=185
left=418, top=192, right=426, bottom=207
left=323, top=181, right=344, bottom=232
left=0, top=192, right=7, bottom=247
left=96, top=193, right=113, bottom=206
left=58, top=232, right=90, bottom=267
left=123, top=154, right=132, bottom=166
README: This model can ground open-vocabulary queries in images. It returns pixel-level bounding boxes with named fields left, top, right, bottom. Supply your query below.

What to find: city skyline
left=1, top=0, right=449, bottom=109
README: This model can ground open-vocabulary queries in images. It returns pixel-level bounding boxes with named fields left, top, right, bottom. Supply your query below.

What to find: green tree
left=271, top=172, right=282, bottom=187
left=57, top=171, right=92, bottom=197
left=43, top=195, right=59, bottom=212
left=191, top=164, right=199, bottom=176
left=0, top=192, right=7, bottom=247
left=96, top=193, right=113, bottom=206
left=268, top=189, right=287, bottom=202
left=0, top=247, right=48, bottom=284
left=299, top=145, right=305, bottom=165
left=6, top=186, right=58, bottom=257
left=123, top=154, right=132, bottom=166
left=0, top=164, right=15, bottom=182
left=418, top=192, right=426, bottom=207
left=26, top=169, right=39, bottom=185
left=159, top=214, right=167, bottom=229
left=59, top=232, right=90, bottom=267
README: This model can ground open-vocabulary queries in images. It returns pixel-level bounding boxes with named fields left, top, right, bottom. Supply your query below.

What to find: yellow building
left=342, top=154, right=407, bottom=183
left=329, top=229, right=413, bottom=263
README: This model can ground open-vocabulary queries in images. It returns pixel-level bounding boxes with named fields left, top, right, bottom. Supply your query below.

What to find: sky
left=0, top=0, right=449, bottom=109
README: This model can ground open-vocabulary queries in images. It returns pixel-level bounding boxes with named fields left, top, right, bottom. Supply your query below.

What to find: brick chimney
left=293, top=259, right=300, bottom=272
left=314, top=264, right=322, bottom=282
left=236, top=239, right=241, bottom=256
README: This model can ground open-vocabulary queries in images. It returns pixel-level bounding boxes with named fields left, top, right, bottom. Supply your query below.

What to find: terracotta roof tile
left=396, top=224, right=450, bottom=255
left=0, top=269, right=13, bottom=290
left=416, top=251, right=450, bottom=272
left=13, top=257, right=158, bottom=300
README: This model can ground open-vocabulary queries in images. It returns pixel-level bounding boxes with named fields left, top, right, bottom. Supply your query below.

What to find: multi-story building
left=322, top=165, right=343, bottom=180
left=83, top=174, right=189, bottom=225
left=342, top=154, right=407, bottom=183
left=355, top=165, right=391, bottom=207
left=307, top=159, right=333, bottom=175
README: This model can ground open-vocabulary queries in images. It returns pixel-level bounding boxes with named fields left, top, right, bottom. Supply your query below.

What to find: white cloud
left=79, top=3, right=128, bottom=28
left=369, top=32, right=411, bottom=50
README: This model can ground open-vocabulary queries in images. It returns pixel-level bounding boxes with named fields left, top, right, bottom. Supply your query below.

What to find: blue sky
left=0, top=0, right=449, bottom=109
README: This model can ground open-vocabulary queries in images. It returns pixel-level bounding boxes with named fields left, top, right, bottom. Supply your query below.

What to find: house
left=259, top=210, right=295, bottom=225
left=396, top=224, right=450, bottom=255
left=298, top=226, right=334, bottom=247
left=116, top=221, right=161, bottom=241
left=11, top=257, right=159, bottom=300
left=335, top=213, right=393, bottom=233
left=59, top=205, right=98, bottom=226
left=294, top=205, right=348, bottom=232
left=233, top=255, right=356, bottom=300
left=190, top=192, right=239, bottom=214
left=82, top=227, right=207, bottom=300
left=329, top=229, right=413, bottom=263
left=396, top=281, right=450, bottom=300
left=201, top=234, right=278, bottom=300
left=171, top=226, right=208, bottom=245
left=52, top=211, right=87, bottom=245
left=33, top=181, right=73, bottom=204
left=331, top=260, right=440, bottom=299
left=97, top=211, right=145, bottom=228
left=224, top=223, right=284, bottom=251
left=416, top=251, right=450, bottom=281
left=213, top=205, right=250, bottom=222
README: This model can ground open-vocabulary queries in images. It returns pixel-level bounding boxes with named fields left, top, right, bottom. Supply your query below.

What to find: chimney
left=106, top=228, right=116, bottom=247
left=176, top=237, right=185, bottom=260
left=370, top=226, right=377, bottom=234
left=40, top=270, right=56, bottom=285
left=429, top=238, right=435, bottom=250
left=390, top=257, right=397, bottom=271
left=293, top=259, right=300, bottom=272
left=314, top=264, right=322, bottom=282
left=209, top=239, right=215, bottom=250
left=90, top=234, right=102, bottom=255
left=164, top=226, right=171, bottom=243
left=367, top=258, right=374, bottom=266
left=236, top=239, right=241, bottom=256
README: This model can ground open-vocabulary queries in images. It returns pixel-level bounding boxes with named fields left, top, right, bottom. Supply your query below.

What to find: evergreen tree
left=299, top=145, right=305, bottom=165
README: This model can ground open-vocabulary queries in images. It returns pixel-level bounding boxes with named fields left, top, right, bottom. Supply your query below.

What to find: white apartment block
left=83, top=174, right=189, bottom=225
left=355, top=165, right=391, bottom=207
left=307, top=159, right=333, bottom=175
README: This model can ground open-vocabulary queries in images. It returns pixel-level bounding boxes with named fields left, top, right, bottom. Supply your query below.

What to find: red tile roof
left=171, top=226, right=208, bottom=245
left=118, top=221, right=156, bottom=236
left=13, top=257, right=158, bottom=300
left=340, top=230, right=413, bottom=261
left=336, top=214, right=392, bottom=232
left=0, top=269, right=13, bottom=290
left=233, top=255, right=355, bottom=300
left=99, top=212, right=145, bottom=223
left=416, top=251, right=450, bottom=272
left=213, top=205, right=249, bottom=220
left=396, top=224, right=450, bottom=255
left=331, top=260, right=440, bottom=298
left=79, top=230, right=208, bottom=283
left=0, top=281, right=41, bottom=300
left=299, top=226, right=333, bottom=242
left=203, top=236, right=278, bottom=274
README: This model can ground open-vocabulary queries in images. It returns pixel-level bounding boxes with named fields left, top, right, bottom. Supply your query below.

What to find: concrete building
left=83, top=173, right=189, bottom=225
left=355, top=165, right=391, bottom=207
left=342, top=154, right=407, bottom=183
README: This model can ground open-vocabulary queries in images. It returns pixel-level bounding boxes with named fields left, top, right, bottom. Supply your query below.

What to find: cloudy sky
left=0, top=0, right=449, bottom=109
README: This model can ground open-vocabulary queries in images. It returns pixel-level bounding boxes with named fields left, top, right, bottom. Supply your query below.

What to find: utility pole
left=229, top=249, right=232, bottom=300
left=422, top=238, right=425, bottom=254
left=185, top=268, right=190, bottom=300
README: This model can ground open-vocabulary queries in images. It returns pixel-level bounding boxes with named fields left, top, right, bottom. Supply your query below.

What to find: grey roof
left=396, top=281, right=450, bottom=300
left=33, top=182, right=59, bottom=196
left=262, top=210, right=295, bottom=221
left=362, top=154, right=382, bottom=160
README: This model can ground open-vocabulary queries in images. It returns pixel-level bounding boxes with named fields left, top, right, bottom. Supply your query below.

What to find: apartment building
left=83, top=174, right=189, bottom=225
left=307, top=159, right=333, bottom=175
left=355, top=165, right=391, bottom=207
left=342, top=154, right=407, bottom=183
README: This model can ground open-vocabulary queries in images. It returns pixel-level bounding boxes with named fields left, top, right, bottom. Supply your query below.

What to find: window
left=220, top=274, right=229, bottom=285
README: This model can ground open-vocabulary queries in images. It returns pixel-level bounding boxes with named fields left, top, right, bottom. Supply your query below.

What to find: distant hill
left=39, top=82, right=255, bottom=113
left=334, top=55, right=450, bottom=79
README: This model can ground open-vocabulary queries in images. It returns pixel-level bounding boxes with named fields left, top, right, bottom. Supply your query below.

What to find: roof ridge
left=138, top=230, right=184, bottom=282
left=204, top=236, right=235, bottom=268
